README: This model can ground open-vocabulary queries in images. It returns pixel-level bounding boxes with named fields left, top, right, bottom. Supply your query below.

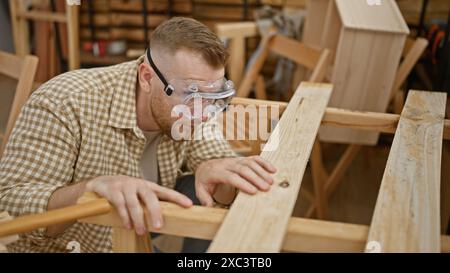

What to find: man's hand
left=195, top=156, right=277, bottom=207
left=86, top=175, right=193, bottom=235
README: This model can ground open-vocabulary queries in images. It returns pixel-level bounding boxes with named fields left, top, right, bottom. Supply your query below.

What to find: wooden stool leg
left=394, top=91, right=405, bottom=115
left=9, top=0, right=30, bottom=55
left=112, top=227, right=153, bottom=253
left=255, top=75, right=267, bottom=100
left=306, top=144, right=362, bottom=218
left=0, top=212, right=19, bottom=253
left=310, top=139, right=329, bottom=219
left=325, top=144, right=362, bottom=197
left=66, top=4, right=80, bottom=70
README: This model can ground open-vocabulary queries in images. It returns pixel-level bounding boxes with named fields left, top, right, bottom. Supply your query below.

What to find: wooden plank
left=0, top=51, right=22, bottom=79
left=228, top=36, right=246, bottom=88
left=237, top=33, right=274, bottom=97
left=309, top=0, right=409, bottom=145
left=321, top=29, right=406, bottom=145
left=335, top=0, right=409, bottom=34
left=9, top=0, right=30, bottom=55
left=78, top=193, right=450, bottom=253
left=2, top=190, right=450, bottom=253
left=367, top=91, right=446, bottom=253
left=0, top=53, right=39, bottom=156
left=17, top=11, right=67, bottom=23
left=0, top=212, right=19, bottom=247
left=208, top=82, right=332, bottom=252
left=230, top=97, right=450, bottom=140
left=255, top=75, right=267, bottom=100
left=215, top=22, right=258, bottom=39
left=270, top=35, right=322, bottom=70
left=78, top=192, right=368, bottom=253
left=319, top=0, right=341, bottom=61
left=66, top=4, right=80, bottom=70
left=112, top=227, right=152, bottom=253
left=308, top=48, right=330, bottom=83
left=0, top=199, right=111, bottom=238
left=303, top=0, right=330, bottom=48
left=310, top=139, right=329, bottom=219
left=390, top=38, right=428, bottom=100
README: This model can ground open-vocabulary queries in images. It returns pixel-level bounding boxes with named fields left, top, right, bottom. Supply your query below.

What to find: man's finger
left=110, top=192, right=131, bottom=230
left=153, top=185, right=193, bottom=208
left=196, top=184, right=214, bottom=207
left=138, top=188, right=163, bottom=230
left=243, top=160, right=274, bottom=185
left=226, top=172, right=258, bottom=195
left=123, top=188, right=146, bottom=236
left=251, top=156, right=277, bottom=173
left=232, top=165, right=270, bottom=191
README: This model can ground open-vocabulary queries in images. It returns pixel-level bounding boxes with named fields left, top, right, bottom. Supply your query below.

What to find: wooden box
left=304, top=0, right=409, bottom=145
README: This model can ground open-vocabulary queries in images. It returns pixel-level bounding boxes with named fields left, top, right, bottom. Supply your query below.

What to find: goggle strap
left=164, top=85, right=174, bottom=96
left=146, top=49, right=173, bottom=96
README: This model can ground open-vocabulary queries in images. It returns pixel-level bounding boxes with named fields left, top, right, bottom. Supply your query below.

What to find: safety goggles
left=146, top=49, right=235, bottom=113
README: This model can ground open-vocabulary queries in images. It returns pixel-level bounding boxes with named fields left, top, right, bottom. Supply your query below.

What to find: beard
left=149, top=92, right=211, bottom=141
left=149, top=94, right=175, bottom=137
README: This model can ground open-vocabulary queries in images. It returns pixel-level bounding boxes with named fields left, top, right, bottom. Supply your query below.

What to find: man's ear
left=138, top=63, right=154, bottom=93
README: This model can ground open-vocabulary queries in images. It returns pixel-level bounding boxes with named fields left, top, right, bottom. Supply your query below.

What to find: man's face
left=146, top=49, right=225, bottom=136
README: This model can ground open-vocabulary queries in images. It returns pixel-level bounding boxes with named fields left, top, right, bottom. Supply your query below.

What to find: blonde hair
left=150, top=17, right=229, bottom=69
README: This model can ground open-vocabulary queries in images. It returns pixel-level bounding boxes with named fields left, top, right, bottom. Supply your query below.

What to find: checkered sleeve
left=185, top=120, right=237, bottom=172
left=0, top=93, right=79, bottom=242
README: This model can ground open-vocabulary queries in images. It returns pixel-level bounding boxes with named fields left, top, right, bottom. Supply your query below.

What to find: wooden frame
left=215, top=22, right=258, bottom=88
left=217, top=20, right=429, bottom=220
left=237, top=33, right=330, bottom=99
left=0, top=212, right=18, bottom=253
left=306, top=0, right=409, bottom=145
left=0, top=51, right=39, bottom=157
left=303, top=36, right=430, bottom=219
left=9, top=0, right=80, bottom=71
left=0, top=83, right=449, bottom=253
left=216, top=26, right=331, bottom=219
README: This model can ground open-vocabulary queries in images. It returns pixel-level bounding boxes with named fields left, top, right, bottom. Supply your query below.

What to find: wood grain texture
left=320, top=29, right=406, bottom=145
left=0, top=212, right=19, bottom=247
left=230, top=97, right=450, bottom=140
left=0, top=52, right=39, bottom=156
left=208, top=82, right=332, bottom=252
left=303, top=0, right=409, bottom=145
left=112, top=227, right=152, bottom=253
left=367, top=91, right=446, bottom=253
left=335, top=0, right=409, bottom=34
left=303, top=0, right=330, bottom=48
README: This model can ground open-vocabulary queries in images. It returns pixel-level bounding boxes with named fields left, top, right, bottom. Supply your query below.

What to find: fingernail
left=153, top=219, right=162, bottom=229
left=137, top=228, right=145, bottom=236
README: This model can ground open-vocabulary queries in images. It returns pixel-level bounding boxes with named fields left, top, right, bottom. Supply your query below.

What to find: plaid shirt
left=0, top=57, right=236, bottom=253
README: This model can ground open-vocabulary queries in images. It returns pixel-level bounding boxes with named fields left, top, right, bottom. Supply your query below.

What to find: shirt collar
left=108, top=56, right=145, bottom=130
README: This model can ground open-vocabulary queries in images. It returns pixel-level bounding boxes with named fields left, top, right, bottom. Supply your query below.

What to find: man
left=0, top=17, right=276, bottom=253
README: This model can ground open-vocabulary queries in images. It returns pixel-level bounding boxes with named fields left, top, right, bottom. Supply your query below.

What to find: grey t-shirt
left=140, top=131, right=163, bottom=184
